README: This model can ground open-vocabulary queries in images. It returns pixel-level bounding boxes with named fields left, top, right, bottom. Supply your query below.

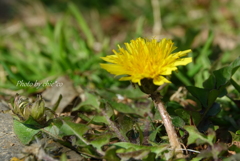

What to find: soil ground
left=0, top=102, right=25, bottom=161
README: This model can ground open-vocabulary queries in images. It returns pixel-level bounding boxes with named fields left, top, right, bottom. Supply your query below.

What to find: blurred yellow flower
left=100, top=38, right=192, bottom=86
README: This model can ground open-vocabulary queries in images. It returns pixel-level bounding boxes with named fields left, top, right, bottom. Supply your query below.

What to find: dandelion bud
left=30, top=95, right=45, bottom=121
left=138, top=78, right=159, bottom=94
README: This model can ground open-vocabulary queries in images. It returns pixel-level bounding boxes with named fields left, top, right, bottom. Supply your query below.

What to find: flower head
left=100, top=37, right=192, bottom=87
left=10, top=94, right=47, bottom=122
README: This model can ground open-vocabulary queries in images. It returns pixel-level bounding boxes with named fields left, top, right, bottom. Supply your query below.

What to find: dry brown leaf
left=42, top=76, right=79, bottom=114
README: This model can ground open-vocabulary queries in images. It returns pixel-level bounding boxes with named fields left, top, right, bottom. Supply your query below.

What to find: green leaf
left=194, top=31, right=214, bottom=87
left=92, top=115, right=109, bottom=124
left=149, top=126, right=161, bottom=142
left=223, top=154, right=240, bottom=161
left=207, top=89, right=220, bottom=108
left=203, top=57, right=240, bottom=90
left=135, top=123, right=144, bottom=145
left=13, top=119, right=40, bottom=144
left=184, top=126, right=215, bottom=146
left=190, top=156, right=204, bottom=161
left=172, top=116, right=185, bottom=128
left=68, top=3, right=94, bottom=47
left=142, top=152, right=157, bottom=161
left=203, top=73, right=216, bottom=89
left=72, top=92, right=100, bottom=111
left=166, top=101, right=184, bottom=115
left=197, top=143, right=227, bottom=160
left=175, top=109, right=190, bottom=122
left=206, top=128, right=216, bottom=145
left=229, top=131, right=240, bottom=142
left=22, top=116, right=43, bottom=128
left=110, top=87, right=145, bottom=99
left=60, top=119, right=90, bottom=145
left=117, top=149, right=150, bottom=161
left=174, top=71, right=193, bottom=86
left=190, top=110, right=202, bottom=126
left=228, top=144, right=240, bottom=154
left=90, top=134, right=112, bottom=152
left=118, top=115, right=134, bottom=140
left=78, top=113, right=109, bottom=125
left=105, top=99, right=137, bottom=115
left=60, top=153, right=68, bottom=161
left=113, top=142, right=168, bottom=155
left=104, top=146, right=121, bottom=161
left=236, top=130, right=240, bottom=135
left=186, top=86, right=208, bottom=107
left=52, top=94, right=63, bottom=112
left=77, top=145, right=102, bottom=159
left=230, top=78, right=240, bottom=93
left=205, top=103, right=221, bottom=117
left=42, top=119, right=63, bottom=139
left=214, top=68, right=232, bottom=88
left=1, top=61, right=22, bottom=80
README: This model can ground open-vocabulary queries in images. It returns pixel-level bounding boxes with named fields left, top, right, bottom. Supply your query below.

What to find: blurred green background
left=0, top=0, right=239, bottom=96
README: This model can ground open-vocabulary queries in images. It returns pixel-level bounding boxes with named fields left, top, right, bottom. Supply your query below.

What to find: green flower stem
left=151, top=92, right=183, bottom=158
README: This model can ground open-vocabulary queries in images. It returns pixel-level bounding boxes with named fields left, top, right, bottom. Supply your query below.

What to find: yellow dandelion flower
left=100, top=37, right=192, bottom=86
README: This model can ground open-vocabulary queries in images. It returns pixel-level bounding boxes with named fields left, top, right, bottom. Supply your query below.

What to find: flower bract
left=100, top=38, right=192, bottom=86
